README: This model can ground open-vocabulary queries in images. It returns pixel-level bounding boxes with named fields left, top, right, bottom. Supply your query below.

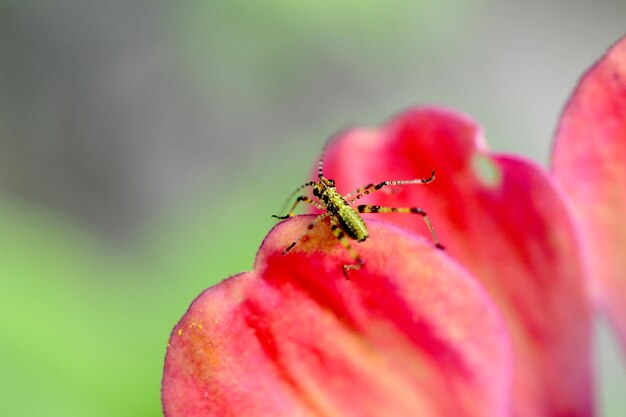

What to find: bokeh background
left=1, top=1, right=625, bottom=416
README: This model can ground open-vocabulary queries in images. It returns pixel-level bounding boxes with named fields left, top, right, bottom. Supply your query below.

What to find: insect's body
left=273, top=140, right=442, bottom=277
left=314, top=177, right=369, bottom=242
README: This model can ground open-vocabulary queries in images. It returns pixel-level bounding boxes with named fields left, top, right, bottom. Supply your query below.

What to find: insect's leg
left=281, top=212, right=330, bottom=255
left=272, top=195, right=324, bottom=220
left=346, top=171, right=436, bottom=203
left=329, top=217, right=363, bottom=279
left=357, top=204, right=444, bottom=249
left=275, top=181, right=317, bottom=215
left=343, top=183, right=376, bottom=200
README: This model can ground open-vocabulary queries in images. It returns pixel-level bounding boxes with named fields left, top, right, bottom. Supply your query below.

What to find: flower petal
left=163, top=217, right=512, bottom=417
left=553, top=36, right=626, bottom=348
left=321, top=107, right=594, bottom=417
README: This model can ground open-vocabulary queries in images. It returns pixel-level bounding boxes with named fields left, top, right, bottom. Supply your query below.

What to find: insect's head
left=313, top=177, right=335, bottom=197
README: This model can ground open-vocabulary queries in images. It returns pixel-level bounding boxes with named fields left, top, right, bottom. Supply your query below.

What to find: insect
left=272, top=140, right=443, bottom=277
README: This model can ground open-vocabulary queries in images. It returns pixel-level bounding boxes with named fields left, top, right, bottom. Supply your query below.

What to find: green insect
left=273, top=141, right=443, bottom=277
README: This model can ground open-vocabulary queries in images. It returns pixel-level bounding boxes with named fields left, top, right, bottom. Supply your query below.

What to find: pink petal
left=321, top=107, right=594, bottom=417
left=163, top=217, right=512, bottom=417
left=553, top=36, right=626, bottom=348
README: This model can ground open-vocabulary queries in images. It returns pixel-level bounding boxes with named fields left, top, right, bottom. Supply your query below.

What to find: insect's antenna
left=317, top=151, right=325, bottom=179
left=318, top=127, right=353, bottom=178
left=318, top=135, right=335, bottom=178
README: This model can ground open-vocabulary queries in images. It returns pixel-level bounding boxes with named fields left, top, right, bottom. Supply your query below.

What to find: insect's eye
left=328, top=179, right=335, bottom=186
left=313, top=188, right=320, bottom=197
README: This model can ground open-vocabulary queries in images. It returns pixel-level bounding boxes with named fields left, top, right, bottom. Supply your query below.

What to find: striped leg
left=357, top=204, right=444, bottom=249
left=275, top=181, right=316, bottom=215
left=281, top=212, right=330, bottom=255
left=272, top=195, right=324, bottom=220
left=345, top=171, right=436, bottom=202
left=329, top=217, right=363, bottom=279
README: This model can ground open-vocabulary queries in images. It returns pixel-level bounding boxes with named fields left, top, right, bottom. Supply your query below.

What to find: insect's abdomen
left=338, top=205, right=369, bottom=242
left=323, top=187, right=369, bottom=242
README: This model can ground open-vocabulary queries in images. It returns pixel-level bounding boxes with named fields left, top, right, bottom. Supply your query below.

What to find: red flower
left=553, top=36, right=626, bottom=349
left=163, top=219, right=512, bottom=417
left=163, top=36, right=626, bottom=417
left=319, top=106, right=594, bottom=417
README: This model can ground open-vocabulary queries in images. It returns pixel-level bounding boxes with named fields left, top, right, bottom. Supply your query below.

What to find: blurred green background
left=0, top=1, right=624, bottom=416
